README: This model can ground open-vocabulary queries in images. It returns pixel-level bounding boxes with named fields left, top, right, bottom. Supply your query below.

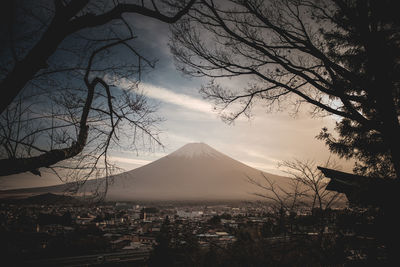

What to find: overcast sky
left=0, top=13, right=354, bottom=190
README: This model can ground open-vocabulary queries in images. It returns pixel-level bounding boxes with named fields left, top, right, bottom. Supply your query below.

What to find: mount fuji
left=1, top=143, right=290, bottom=201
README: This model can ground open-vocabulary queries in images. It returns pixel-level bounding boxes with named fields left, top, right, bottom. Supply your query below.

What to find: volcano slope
left=1, top=143, right=291, bottom=201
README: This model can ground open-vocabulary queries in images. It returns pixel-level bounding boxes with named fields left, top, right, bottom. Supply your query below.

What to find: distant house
left=176, top=210, right=203, bottom=218
left=139, top=236, right=157, bottom=245
left=111, top=239, right=131, bottom=250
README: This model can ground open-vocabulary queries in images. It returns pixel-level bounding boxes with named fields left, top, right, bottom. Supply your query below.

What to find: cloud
left=115, top=77, right=215, bottom=114
left=140, top=83, right=214, bottom=114
left=109, top=156, right=151, bottom=166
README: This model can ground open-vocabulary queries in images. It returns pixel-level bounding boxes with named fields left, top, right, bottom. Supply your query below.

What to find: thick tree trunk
left=0, top=22, right=68, bottom=114
left=0, top=124, right=89, bottom=176
left=365, top=30, right=400, bottom=179
left=386, top=130, right=400, bottom=179
left=0, top=143, right=84, bottom=176
left=0, top=0, right=89, bottom=114
left=373, top=75, right=400, bottom=179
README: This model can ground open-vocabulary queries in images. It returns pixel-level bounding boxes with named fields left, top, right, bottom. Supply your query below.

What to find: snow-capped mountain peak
left=168, top=142, right=224, bottom=158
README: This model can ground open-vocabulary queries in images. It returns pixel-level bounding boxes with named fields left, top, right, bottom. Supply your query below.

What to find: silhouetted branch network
left=247, top=158, right=343, bottom=213
left=171, top=0, right=400, bottom=178
left=0, top=0, right=195, bottom=192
